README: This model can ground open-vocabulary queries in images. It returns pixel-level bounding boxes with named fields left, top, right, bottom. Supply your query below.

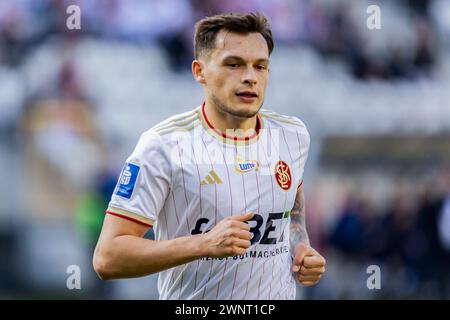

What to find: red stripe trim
left=106, top=211, right=153, bottom=227
left=201, top=102, right=261, bottom=141
left=297, top=180, right=303, bottom=192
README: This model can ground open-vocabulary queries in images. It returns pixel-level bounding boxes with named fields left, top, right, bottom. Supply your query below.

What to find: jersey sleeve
left=107, top=130, right=172, bottom=227
left=293, top=117, right=311, bottom=191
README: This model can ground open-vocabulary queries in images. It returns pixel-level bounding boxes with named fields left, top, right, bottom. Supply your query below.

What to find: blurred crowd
left=0, top=0, right=448, bottom=78
left=325, top=176, right=450, bottom=299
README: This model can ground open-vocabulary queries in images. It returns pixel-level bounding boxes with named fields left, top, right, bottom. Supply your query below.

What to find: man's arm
left=93, top=212, right=254, bottom=280
left=289, top=184, right=310, bottom=248
left=290, top=184, right=326, bottom=286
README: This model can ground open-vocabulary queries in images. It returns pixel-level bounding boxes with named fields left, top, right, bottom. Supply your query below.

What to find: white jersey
left=107, top=103, right=310, bottom=300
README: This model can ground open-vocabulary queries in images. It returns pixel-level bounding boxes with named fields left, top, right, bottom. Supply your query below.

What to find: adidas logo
left=200, top=170, right=223, bottom=186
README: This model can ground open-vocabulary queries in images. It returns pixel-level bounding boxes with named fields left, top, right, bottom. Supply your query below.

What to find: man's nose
left=241, top=67, right=257, bottom=86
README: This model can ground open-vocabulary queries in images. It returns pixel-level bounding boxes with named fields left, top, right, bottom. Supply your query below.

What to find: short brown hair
left=193, top=12, right=274, bottom=59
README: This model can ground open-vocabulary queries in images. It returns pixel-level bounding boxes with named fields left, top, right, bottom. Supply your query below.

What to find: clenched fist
left=292, top=243, right=326, bottom=286
left=201, top=212, right=254, bottom=258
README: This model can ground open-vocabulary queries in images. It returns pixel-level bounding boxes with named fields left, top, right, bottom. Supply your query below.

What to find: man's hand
left=200, top=212, right=254, bottom=258
left=292, top=242, right=326, bottom=286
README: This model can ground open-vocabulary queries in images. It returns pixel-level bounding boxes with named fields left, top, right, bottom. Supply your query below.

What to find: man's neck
left=203, top=100, right=259, bottom=138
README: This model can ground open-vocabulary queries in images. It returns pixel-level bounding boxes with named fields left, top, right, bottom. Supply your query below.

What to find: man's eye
left=228, top=63, right=240, bottom=68
left=256, top=65, right=267, bottom=70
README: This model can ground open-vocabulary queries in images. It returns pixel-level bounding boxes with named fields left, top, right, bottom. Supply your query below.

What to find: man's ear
left=192, top=60, right=206, bottom=84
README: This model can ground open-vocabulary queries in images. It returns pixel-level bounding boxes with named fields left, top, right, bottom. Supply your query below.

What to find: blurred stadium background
left=1, top=0, right=450, bottom=299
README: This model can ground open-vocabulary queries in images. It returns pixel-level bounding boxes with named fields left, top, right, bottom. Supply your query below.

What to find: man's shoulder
left=133, top=107, right=201, bottom=155
left=260, top=108, right=311, bottom=150
left=149, top=107, right=201, bottom=136
left=260, top=108, right=308, bottom=133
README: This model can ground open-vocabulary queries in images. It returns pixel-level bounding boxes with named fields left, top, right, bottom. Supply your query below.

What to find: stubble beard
left=211, top=93, right=263, bottom=119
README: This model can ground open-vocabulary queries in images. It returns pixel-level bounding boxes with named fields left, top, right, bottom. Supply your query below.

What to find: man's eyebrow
left=222, top=55, right=245, bottom=62
left=255, top=58, right=269, bottom=64
left=222, top=56, right=269, bottom=64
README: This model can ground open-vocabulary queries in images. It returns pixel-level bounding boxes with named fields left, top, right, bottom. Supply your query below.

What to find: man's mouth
left=236, top=91, right=258, bottom=98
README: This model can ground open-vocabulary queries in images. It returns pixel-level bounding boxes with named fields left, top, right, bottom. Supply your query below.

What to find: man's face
left=200, top=30, right=270, bottom=118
